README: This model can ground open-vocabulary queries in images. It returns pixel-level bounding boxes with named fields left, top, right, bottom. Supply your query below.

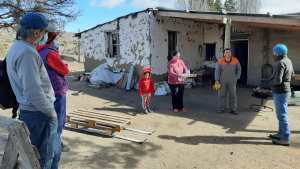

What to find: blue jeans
left=51, top=95, right=67, bottom=169
left=19, top=110, right=58, bottom=169
left=273, top=93, right=291, bottom=141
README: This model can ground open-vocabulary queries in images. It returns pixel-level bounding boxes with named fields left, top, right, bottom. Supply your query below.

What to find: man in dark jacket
left=269, top=44, right=294, bottom=146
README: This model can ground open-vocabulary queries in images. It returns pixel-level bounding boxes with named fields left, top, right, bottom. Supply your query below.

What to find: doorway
left=231, top=40, right=248, bottom=85
left=168, top=31, right=177, bottom=58
left=204, top=43, right=216, bottom=61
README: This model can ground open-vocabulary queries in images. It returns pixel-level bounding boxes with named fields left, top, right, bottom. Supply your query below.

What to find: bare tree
left=0, top=0, right=79, bottom=29
left=236, top=0, right=261, bottom=13
left=176, top=0, right=211, bottom=11
left=190, top=0, right=210, bottom=11
left=224, top=0, right=237, bottom=12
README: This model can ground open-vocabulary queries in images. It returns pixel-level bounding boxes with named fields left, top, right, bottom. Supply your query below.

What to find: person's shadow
left=158, top=135, right=273, bottom=146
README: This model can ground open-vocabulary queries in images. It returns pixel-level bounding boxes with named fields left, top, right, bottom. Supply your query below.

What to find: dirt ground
left=2, top=61, right=300, bottom=169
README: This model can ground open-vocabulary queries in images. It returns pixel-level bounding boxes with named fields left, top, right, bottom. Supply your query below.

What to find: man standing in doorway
left=269, top=44, right=294, bottom=146
left=215, top=48, right=241, bottom=115
left=6, top=13, right=58, bottom=168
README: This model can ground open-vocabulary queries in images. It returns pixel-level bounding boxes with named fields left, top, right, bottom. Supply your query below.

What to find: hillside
left=0, top=29, right=79, bottom=61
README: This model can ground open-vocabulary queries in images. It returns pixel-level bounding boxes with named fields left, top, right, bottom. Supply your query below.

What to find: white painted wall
left=119, top=13, right=151, bottom=67
left=149, top=16, right=224, bottom=75
left=80, top=12, right=151, bottom=70
left=80, top=22, right=117, bottom=63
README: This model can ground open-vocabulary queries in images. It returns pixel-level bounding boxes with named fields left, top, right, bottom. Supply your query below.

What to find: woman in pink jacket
left=168, top=51, right=188, bottom=112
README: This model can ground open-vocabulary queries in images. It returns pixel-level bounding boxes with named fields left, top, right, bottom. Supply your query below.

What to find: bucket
left=295, top=91, right=300, bottom=106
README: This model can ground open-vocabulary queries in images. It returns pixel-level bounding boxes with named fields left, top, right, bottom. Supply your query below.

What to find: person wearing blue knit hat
left=269, top=43, right=294, bottom=146
left=6, top=12, right=59, bottom=168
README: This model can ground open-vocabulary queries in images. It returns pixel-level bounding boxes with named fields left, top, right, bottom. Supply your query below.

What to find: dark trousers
left=52, top=95, right=67, bottom=169
left=19, top=110, right=58, bottom=169
left=169, top=84, right=184, bottom=110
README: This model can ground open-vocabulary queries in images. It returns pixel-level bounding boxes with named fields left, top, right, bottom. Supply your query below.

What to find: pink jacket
left=167, top=57, right=188, bottom=84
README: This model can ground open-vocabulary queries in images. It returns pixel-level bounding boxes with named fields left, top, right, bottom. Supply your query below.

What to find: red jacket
left=37, top=45, right=69, bottom=76
left=138, top=77, right=155, bottom=96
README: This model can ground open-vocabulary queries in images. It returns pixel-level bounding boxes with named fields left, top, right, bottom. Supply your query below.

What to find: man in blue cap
left=269, top=43, right=294, bottom=146
left=6, top=12, right=59, bottom=168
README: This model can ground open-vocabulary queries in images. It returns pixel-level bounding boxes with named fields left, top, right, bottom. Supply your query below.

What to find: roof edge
left=75, top=8, right=153, bottom=37
left=75, top=8, right=300, bottom=37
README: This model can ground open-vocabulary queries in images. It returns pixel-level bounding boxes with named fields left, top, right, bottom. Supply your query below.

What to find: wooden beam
left=157, top=11, right=300, bottom=31
left=157, top=11, right=224, bottom=23
left=233, top=21, right=300, bottom=31
left=230, top=15, right=300, bottom=28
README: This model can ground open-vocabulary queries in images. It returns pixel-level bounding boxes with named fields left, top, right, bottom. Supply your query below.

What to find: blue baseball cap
left=20, top=12, right=48, bottom=30
left=273, top=44, right=288, bottom=57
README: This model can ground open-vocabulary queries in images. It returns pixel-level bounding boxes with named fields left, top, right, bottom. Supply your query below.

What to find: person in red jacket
left=139, top=67, right=155, bottom=114
left=37, top=28, right=70, bottom=168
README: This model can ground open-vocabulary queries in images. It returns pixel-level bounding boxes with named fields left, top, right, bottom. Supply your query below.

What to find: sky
left=65, top=0, right=300, bottom=33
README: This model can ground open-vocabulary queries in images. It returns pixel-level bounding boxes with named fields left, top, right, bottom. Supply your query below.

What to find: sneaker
left=147, top=108, right=153, bottom=113
left=217, top=110, right=225, bottom=114
left=142, top=109, right=148, bottom=114
left=179, top=108, right=188, bottom=112
left=268, top=134, right=280, bottom=140
left=272, top=138, right=290, bottom=146
left=12, top=113, right=17, bottom=119
left=229, top=110, right=238, bottom=115
left=61, top=142, right=70, bottom=152
left=173, top=109, right=179, bottom=113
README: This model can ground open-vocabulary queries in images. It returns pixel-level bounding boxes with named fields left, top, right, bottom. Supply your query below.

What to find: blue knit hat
left=273, top=44, right=288, bottom=57
left=20, top=12, right=48, bottom=30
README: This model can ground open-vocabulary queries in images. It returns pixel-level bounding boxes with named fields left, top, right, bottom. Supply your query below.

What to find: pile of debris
left=77, top=63, right=140, bottom=90
left=77, top=63, right=200, bottom=96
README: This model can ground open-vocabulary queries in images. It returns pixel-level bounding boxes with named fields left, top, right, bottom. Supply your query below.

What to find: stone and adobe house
left=75, top=8, right=300, bottom=86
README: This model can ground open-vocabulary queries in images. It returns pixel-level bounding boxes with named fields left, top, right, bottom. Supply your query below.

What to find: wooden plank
left=77, top=109, right=131, bottom=120
left=71, top=111, right=128, bottom=124
left=67, top=114, right=123, bottom=128
left=0, top=128, right=9, bottom=165
left=67, top=115, right=121, bottom=131
left=0, top=117, right=40, bottom=169
left=73, top=110, right=130, bottom=122
left=71, top=111, right=130, bottom=124
left=9, top=122, right=40, bottom=169
left=66, top=120, right=117, bottom=133
left=1, top=134, right=18, bottom=169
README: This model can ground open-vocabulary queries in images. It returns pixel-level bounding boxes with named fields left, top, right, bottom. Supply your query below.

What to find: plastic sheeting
left=155, top=82, right=171, bottom=96
left=89, top=63, right=124, bottom=85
